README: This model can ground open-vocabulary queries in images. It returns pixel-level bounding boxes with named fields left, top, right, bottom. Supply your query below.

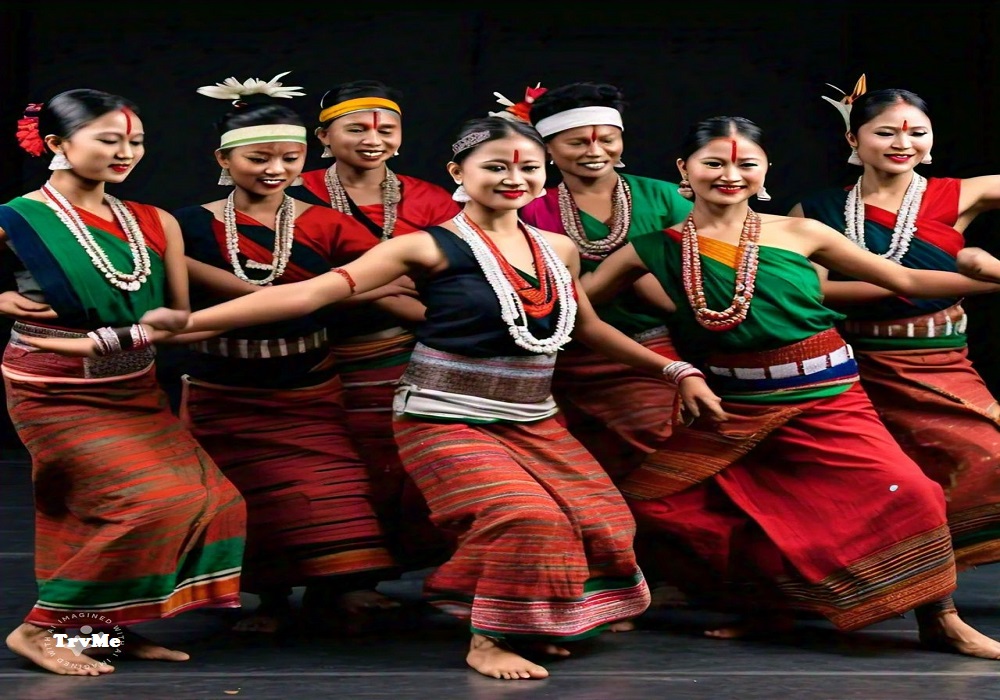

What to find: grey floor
left=3, top=455, right=1000, bottom=700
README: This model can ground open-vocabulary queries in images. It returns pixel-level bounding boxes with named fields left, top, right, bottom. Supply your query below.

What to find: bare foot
left=920, top=612, right=1000, bottom=659
left=6, top=623, right=115, bottom=676
left=705, top=613, right=795, bottom=640
left=466, top=634, right=549, bottom=680
left=522, top=642, right=571, bottom=657
left=232, top=613, right=285, bottom=634
left=338, top=589, right=402, bottom=615
left=109, top=628, right=189, bottom=661
left=609, top=619, right=636, bottom=633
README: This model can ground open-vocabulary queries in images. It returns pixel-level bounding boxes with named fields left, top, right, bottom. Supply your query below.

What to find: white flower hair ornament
left=196, top=71, right=306, bottom=102
left=488, top=83, right=547, bottom=124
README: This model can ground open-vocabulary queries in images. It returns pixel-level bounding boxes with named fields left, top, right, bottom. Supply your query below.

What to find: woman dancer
left=1, top=91, right=246, bottom=675
left=173, top=74, right=397, bottom=633
left=288, top=80, right=459, bottom=566
left=520, top=82, right=693, bottom=480
left=585, top=115, right=1000, bottom=658
left=792, top=83, right=1000, bottom=569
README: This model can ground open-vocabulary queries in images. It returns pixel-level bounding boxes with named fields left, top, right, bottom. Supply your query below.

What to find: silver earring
left=921, top=151, right=933, bottom=165
left=614, top=158, right=625, bottom=169
left=218, top=168, right=234, bottom=186
left=291, top=175, right=304, bottom=187
left=393, top=150, right=400, bottom=157
left=452, top=184, right=471, bottom=202
left=548, top=159, right=554, bottom=165
left=320, top=145, right=333, bottom=159
left=848, top=148, right=863, bottom=166
left=48, top=151, right=72, bottom=171
left=756, top=183, right=772, bottom=202
left=535, top=188, right=547, bottom=199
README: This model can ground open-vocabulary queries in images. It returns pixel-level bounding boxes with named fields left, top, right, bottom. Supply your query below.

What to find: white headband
left=219, top=124, right=308, bottom=150
left=534, top=106, right=624, bottom=138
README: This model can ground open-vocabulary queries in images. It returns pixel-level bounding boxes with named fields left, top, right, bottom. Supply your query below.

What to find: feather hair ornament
left=820, top=74, right=867, bottom=129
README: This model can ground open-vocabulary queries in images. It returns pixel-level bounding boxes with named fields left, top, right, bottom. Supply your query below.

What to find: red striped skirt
left=626, top=384, right=956, bottom=631
left=330, top=331, right=448, bottom=567
left=180, top=374, right=394, bottom=592
left=3, top=345, right=246, bottom=626
left=856, top=345, right=1000, bottom=568
left=394, top=414, right=650, bottom=640
left=552, top=328, right=679, bottom=482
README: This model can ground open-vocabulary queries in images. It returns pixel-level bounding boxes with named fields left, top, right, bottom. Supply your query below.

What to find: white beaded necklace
left=324, top=165, right=401, bottom=241
left=452, top=213, right=577, bottom=354
left=843, top=173, right=926, bottom=264
left=41, top=182, right=151, bottom=292
left=557, top=176, right=632, bottom=261
left=223, top=191, right=295, bottom=285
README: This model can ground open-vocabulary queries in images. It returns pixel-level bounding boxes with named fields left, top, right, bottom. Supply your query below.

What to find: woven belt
left=841, top=303, right=967, bottom=339
left=10, top=322, right=155, bottom=379
left=400, top=342, right=555, bottom=404
left=194, top=329, right=328, bottom=359
left=708, top=344, right=854, bottom=380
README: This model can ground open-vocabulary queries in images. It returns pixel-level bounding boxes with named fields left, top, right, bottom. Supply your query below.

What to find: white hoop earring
left=452, top=184, right=471, bottom=202
left=320, top=145, right=333, bottom=159
left=848, top=148, right=863, bottom=166
left=218, top=168, right=234, bottom=186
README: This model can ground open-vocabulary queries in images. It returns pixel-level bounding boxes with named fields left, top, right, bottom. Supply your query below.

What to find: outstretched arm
left=174, top=232, right=439, bottom=336
left=802, top=218, right=1000, bottom=298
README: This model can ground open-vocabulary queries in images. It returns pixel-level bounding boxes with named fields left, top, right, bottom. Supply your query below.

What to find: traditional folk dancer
left=519, top=82, right=693, bottom=482
left=793, top=79, right=1000, bottom=570
left=1, top=91, right=246, bottom=675
left=585, top=115, right=1000, bottom=658
left=288, top=80, right=459, bottom=567
left=172, top=74, right=397, bottom=633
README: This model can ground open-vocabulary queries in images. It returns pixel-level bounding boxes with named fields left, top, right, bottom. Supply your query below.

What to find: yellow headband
left=319, top=97, right=401, bottom=124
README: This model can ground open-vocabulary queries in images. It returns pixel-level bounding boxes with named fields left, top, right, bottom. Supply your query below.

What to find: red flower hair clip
left=489, top=83, right=547, bottom=124
left=16, top=103, right=45, bottom=157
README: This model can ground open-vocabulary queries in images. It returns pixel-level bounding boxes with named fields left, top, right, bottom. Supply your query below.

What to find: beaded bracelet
left=331, top=267, right=357, bottom=295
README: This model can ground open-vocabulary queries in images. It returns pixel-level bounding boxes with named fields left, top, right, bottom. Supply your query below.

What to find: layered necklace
left=453, top=212, right=577, bottom=354
left=41, top=182, right=151, bottom=292
left=843, top=172, right=926, bottom=264
left=681, top=208, right=761, bottom=332
left=223, top=191, right=295, bottom=285
left=324, top=165, right=401, bottom=241
left=557, top=176, right=632, bottom=260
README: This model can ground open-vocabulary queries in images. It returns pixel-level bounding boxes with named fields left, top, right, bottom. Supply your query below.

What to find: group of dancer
left=4, top=69, right=1000, bottom=681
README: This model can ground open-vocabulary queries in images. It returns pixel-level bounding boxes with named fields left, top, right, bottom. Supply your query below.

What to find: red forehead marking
left=122, top=108, right=133, bottom=134
left=731, top=139, right=737, bottom=162
left=372, top=111, right=379, bottom=129
left=901, top=120, right=908, bottom=131
left=513, top=149, right=520, bottom=164
left=591, top=127, right=598, bottom=143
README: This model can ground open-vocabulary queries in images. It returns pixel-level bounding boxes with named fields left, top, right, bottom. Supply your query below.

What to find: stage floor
left=3, top=455, right=1000, bottom=700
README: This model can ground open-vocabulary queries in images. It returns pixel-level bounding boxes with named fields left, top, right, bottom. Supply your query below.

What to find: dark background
left=1, top=4, right=999, bottom=450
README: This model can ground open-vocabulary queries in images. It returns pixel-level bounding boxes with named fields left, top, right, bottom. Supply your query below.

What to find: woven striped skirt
left=854, top=345, right=1000, bottom=569
left=394, top=413, right=650, bottom=640
left=180, top=373, right=395, bottom=592
left=551, top=327, right=679, bottom=482
left=624, top=383, right=956, bottom=631
left=3, top=335, right=246, bottom=626
left=330, top=330, right=449, bottom=568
